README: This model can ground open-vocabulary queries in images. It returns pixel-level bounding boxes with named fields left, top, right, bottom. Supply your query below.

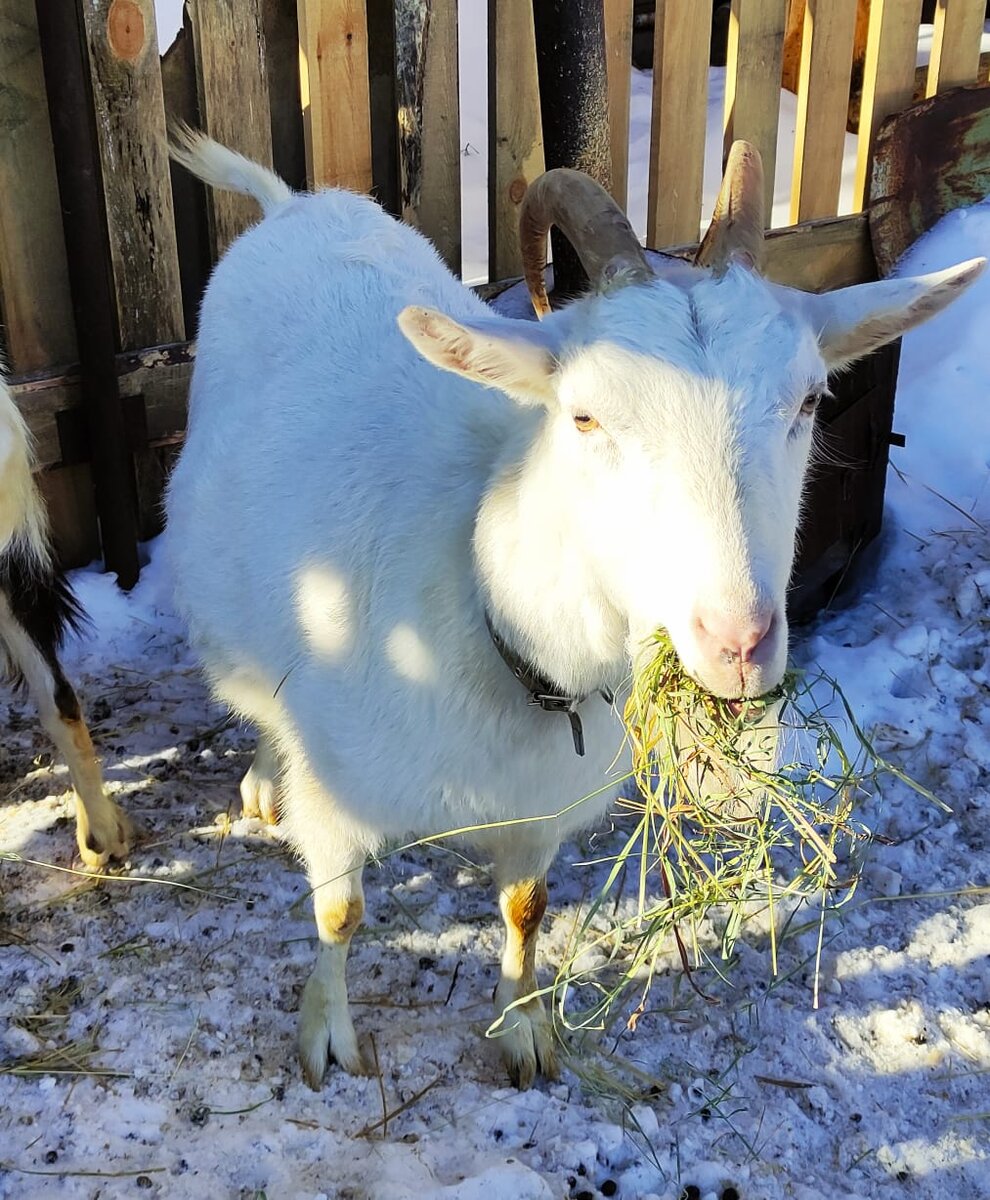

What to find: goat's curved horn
left=519, top=169, right=653, bottom=318
left=695, top=141, right=766, bottom=275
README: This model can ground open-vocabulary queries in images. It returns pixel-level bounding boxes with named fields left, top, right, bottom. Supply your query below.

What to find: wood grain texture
left=853, top=0, right=924, bottom=209
left=647, top=0, right=710, bottom=247
left=723, top=0, right=788, bottom=218
left=39, top=468, right=101, bottom=567
left=660, top=211, right=875, bottom=291
left=297, top=0, right=373, bottom=192
left=190, top=0, right=274, bottom=255
left=81, top=0, right=184, bottom=348
left=161, top=17, right=211, bottom=339
left=603, top=0, right=633, bottom=211
left=10, top=342, right=195, bottom=470
left=790, top=0, right=859, bottom=222
left=395, top=0, right=460, bottom=271
left=488, top=0, right=544, bottom=281
left=927, top=0, right=986, bottom=96
left=0, top=0, right=77, bottom=371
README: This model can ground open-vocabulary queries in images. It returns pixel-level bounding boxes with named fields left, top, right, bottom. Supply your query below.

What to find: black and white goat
left=0, top=370, right=131, bottom=868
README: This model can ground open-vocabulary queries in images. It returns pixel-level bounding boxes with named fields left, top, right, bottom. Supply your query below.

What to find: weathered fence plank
left=395, top=0, right=461, bottom=271
left=0, top=0, right=77, bottom=371
left=603, top=0, right=633, bottom=211
left=723, top=0, right=788, bottom=219
left=791, top=0, right=859, bottom=223
left=189, top=0, right=274, bottom=256
left=853, top=0, right=924, bottom=210
left=297, top=0, right=373, bottom=192
left=82, top=0, right=185, bottom=543
left=161, top=15, right=211, bottom=339
left=488, top=0, right=544, bottom=281
left=647, top=0, right=710, bottom=247
left=35, top=0, right=141, bottom=585
left=927, top=0, right=986, bottom=95
left=870, top=83, right=990, bottom=275
left=81, top=0, right=184, bottom=348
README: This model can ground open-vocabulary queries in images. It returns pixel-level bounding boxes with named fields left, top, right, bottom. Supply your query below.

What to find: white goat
left=166, top=130, right=982, bottom=1089
left=0, top=371, right=131, bottom=867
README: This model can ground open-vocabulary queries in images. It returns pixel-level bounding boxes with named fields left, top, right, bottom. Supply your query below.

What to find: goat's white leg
left=239, top=732, right=279, bottom=824
left=280, top=753, right=368, bottom=1086
left=492, top=875, right=559, bottom=1088
left=0, top=605, right=131, bottom=869
left=298, top=843, right=367, bottom=1086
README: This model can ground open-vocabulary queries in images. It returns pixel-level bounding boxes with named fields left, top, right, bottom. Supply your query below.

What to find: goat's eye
left=800, top=392, right=823, bottom=417
left=573, top=414, right=600, bottom=433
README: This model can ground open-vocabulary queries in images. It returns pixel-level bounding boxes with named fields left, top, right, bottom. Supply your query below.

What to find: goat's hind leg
left=239, top=731, right=280, bottom=824
left=0, top=595, right=131, bottom=869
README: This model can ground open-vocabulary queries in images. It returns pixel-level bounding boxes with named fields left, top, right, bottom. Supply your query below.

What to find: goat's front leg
left=493, top=876, right=559, bottom=1088
left=281, top=755, right=369, bottom=1086
left=239, top=732, right=279, bottom=824
left=298, top=845, right=368, bottom=1086
left=0, top=607, right=131, bottom=868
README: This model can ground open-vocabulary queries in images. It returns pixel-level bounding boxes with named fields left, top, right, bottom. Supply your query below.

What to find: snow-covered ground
left=2, top=10, right=990, bottom=1200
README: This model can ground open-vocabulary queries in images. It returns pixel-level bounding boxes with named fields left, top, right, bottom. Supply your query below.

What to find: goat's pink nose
left=693, top=607, right=775, bottom=664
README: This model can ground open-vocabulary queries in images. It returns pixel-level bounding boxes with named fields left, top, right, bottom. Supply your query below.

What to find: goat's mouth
left=635, top=629, right=787, bottom=720
left=723, top=695, right=782, bottom=722
left=678, top=659, right=788, bottom=713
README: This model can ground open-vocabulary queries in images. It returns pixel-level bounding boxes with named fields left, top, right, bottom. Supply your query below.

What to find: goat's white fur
left=165, top=132, right=983, bottom=1087
left=0, top=373, right=49, bottom=563
left=0, top=372, right=130, bottom=868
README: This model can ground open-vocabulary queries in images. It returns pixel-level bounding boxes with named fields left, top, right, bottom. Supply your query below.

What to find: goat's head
left=399, top=143, right=984, bottom=700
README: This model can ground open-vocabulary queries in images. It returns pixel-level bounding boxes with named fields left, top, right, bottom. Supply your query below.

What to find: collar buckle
left=486, top=611, right=606, bottom=757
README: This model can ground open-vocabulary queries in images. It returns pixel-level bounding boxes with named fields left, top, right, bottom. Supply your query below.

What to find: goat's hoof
left=298, top=984, right=368, bottom=1088
left=499, top=1004, right=560, bottom=1090
left=239, top=766, right=279, bottom=825
left=299, top=1033, right=370, bottom=1089
left=76, top=801, right=133, bottom=871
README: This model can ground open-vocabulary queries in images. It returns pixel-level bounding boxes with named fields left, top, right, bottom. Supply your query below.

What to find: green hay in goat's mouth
left=553, top=629, right=931, bottom=1034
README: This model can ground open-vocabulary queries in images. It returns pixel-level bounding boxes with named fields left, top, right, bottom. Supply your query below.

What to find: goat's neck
left=474, top=423, right=628, bottom=697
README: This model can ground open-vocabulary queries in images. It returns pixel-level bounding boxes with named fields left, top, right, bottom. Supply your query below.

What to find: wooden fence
left=1, top=0, right=988, bottom=586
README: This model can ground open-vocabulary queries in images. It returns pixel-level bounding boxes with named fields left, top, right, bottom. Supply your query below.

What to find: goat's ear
left=398, top=307, right=557, bottom=405
left=801, top=257, right=986, bottom=370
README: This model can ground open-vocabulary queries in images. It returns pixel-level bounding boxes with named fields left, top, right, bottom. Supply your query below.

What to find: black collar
left=484, top=611, right=613, bottom=756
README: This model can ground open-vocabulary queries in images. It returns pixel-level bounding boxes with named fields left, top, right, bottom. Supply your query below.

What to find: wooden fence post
left=395, top=0, right=461, bottom=272
left=647, top=1, right=710, bottom=247
left=853, top=0, right=924, bottom=211
left=603, top=0, right=633, bottom=212
left=723, top=0, right=788, bottom=221
left=297, top=0, right=374, bottom=192
left=0, top=1, right=77, bottom=371
left=0, top=0, right=99, bottom=567
left=488, top=0, right=543, bottom=281
left=927, top=0, right=986, bottom=95
left=189, top=0, right=276, bottom=256
left=81, top=0, right=184, bottom=349
left=790, top=0, right=859, bottom=223
left=34, top=0, right=141, bottom=587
